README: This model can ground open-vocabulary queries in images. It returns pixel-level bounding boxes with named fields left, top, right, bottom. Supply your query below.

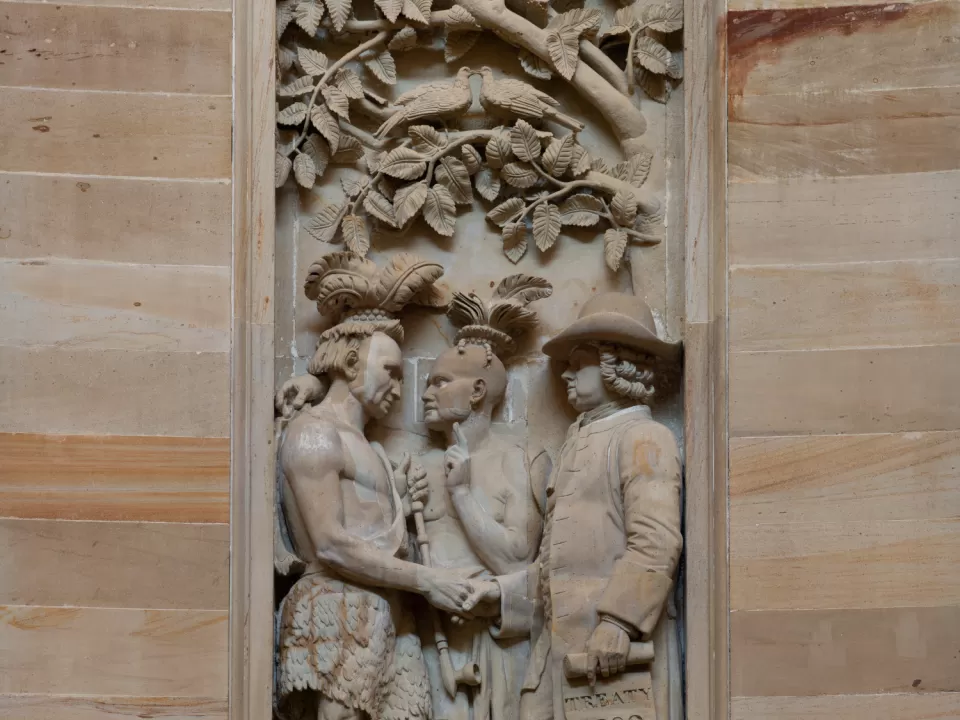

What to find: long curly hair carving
left=596, top=342, right=656, bottom=403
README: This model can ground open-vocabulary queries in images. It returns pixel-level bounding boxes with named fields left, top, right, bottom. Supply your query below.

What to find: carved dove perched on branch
left=376, top=67, right=475, bottom=138
left=475, top=66, right=585, bottom=133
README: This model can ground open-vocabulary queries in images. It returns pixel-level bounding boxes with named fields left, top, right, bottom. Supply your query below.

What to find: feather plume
left=448, top=292, right=489, bottom=329
left=448, top=274, right=552, bottom=358
left=304, top=253, right=377, bottom=314
left=373, top=253, right=445, bottom=312
left=493, top=274, right=554, bottom=304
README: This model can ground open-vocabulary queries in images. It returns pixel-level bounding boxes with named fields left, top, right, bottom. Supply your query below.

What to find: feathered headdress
left=447, top=274, right=553, bottom=359
left=304, top=252, right=450, bottom=340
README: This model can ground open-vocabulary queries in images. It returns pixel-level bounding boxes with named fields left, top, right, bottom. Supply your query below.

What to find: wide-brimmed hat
left=542, top=292, right=680, bottom=359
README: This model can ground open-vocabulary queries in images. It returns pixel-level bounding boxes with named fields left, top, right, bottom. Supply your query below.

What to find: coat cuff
left=596, top=561, right=674, bottom=636
left=490, top=571, right=535, bottom=639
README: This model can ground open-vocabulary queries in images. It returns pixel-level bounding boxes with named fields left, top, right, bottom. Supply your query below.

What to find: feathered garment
left=278, top=572, right=431, bottom=720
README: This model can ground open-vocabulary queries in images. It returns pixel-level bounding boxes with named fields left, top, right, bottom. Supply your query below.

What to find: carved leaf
left=294, top=0, right=325, bottom=35
left=275, top=152, right=293, bottom=188
left=600, top=23, right=632, bottom=41
left=310, top=104, right=340, bottom=152
left=604, top=228, right=629, bottom=271
left=519, top=50, right=553, bottom=80
left=634, top=35, right=681, bottom=79
left=306, top=203, right=345, bottom=243
left=303, top=134, right=330, bottom=177
left=377, top=176, right=399, bottom=201
left=423, top=185, right=456, bottom=236
left=393, top=182, right=428, bottom=225
left=363, top=190, right=398, bottom=227
left=510, top=120, right=542, bottom=163
left=461, top=144, right=482, bottom=174
left=278, top=102, right=308, bottom=126
left=366, top=151, right=384, bottom=174
left=278, top=76, right=315, bottom=98
left=323, top=0, right=351, bottom=31
left=298, top=47, right=328, bottom=76
left=487, top=197, right=524, bottom=226
left=332, top=135, right=363, bottom=163
left=437, top=157, right=472, bottom=204
left=501, top=223, right=528, bottom=264
left=366, top=51, right=398, bottom=84
left=546, top=27, right=581, bottom=80
left=341, top=175, right=369, bottom=198
left=636, top=68, right=671, bottom=103
left=445, top=31, right=480, bottom=63
left=532, top=202, right=561, bottom=251
left=474, top=168, right=501, bottom=202
left=445, top=5, right=480, bottom=31
left=322, top=86, right=350, bottom=120
left=409, top=125, right=447, bottom=154
left=388, top=25, right=418, bottom=50
left=375, top=0, right=403, bottom=22
left=293, top=152, right=317, bottom=188
left=501, top=162, right=538, bottom=189
left=278, top=43, right=298, bottom=72
left=494, top=274, right=553, bottom=302
left=590, top=156, right=610, bottom=173
left=381, top=147, right=426, bottom=180
left=568, top=144, right=591, bottom=177
left=485, top=132, right=512, bottom=170
left=542, top=135, right=574, bottom=177
left=335, top=68, right=365, bottom=99
left=277, top=0, right=295, bottom=37
left=548, top=7, right=602, bottom=36
left=641, top=2, right=683, bottom=33
left=341, top=214, right=370, bottom=256
left=558, top=193, right=603, bottom=226
left=613, top=5, right=641, bottom=31
left=611, top=189, right=638, bottom=226
left=613, top=148, right=654, bottom=188
left=401, top=0, right=431, bottom=23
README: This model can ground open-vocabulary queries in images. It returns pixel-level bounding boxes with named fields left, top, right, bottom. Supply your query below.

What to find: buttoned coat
left=494, top=404, right=682, bottom=719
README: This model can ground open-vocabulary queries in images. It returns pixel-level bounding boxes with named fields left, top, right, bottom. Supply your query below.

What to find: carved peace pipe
left=411, top=499, right=482, bottom=698
left=563, top=642, right=655, bottom=680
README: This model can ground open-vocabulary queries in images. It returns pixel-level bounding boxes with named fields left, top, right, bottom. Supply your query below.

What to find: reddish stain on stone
left=726, top=3, right=913, bottom=100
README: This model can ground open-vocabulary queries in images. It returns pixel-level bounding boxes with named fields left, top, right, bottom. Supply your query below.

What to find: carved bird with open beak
left=376, top=66, right=476, bottom=139
left=473, top=66, right=585, bottom=133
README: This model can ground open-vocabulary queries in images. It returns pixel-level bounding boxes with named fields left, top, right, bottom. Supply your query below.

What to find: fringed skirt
left=278, top=572, right=431, bottom=720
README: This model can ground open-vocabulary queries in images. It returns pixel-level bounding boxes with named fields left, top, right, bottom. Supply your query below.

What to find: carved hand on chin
left=585, top=617, right=631, bottom=686
left=443, top=422, right=471, bottom=490
left=275, top=374, right=325, bottom=418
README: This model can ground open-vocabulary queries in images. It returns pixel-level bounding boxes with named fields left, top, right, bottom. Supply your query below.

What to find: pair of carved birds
left=375, top=66, right=584, bottom=138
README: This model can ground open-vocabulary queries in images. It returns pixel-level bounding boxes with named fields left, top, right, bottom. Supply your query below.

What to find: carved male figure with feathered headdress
left=275, top=252, right=484, bottom=720
left=413, top=275, right=554, bottom=720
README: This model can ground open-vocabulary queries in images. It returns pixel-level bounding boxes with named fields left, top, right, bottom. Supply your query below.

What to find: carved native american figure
left=465, top=292, right=683, bottom=720
left=412, top=275, right=553, bottom=720
left=275, top=252, right=484, bottom=720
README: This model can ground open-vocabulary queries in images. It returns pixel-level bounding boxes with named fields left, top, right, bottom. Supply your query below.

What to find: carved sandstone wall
left=725, top=1, right=960, bottom=717
left=0, top=1, right=232, bottom=717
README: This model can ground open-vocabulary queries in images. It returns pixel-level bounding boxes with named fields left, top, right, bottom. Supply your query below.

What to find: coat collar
left=567, top=401, right=652, bottom=438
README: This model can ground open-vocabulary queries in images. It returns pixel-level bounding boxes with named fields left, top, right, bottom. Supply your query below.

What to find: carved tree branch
left=453, top=0, right=648, bottom=154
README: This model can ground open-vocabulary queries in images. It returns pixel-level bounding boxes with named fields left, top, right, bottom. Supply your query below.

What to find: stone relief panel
left=272, top=1, right=685, bottom=718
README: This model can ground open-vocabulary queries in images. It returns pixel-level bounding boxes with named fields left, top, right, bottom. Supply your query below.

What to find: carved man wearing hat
left=466, top=292, right=683, bottom=720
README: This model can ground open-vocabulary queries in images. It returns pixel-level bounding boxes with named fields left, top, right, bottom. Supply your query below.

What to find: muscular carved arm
left=281, top=420, right=433, bottom=594
left=450, top=448, right=542, bottom=575
left=596, top=421, right=683, bottom=637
